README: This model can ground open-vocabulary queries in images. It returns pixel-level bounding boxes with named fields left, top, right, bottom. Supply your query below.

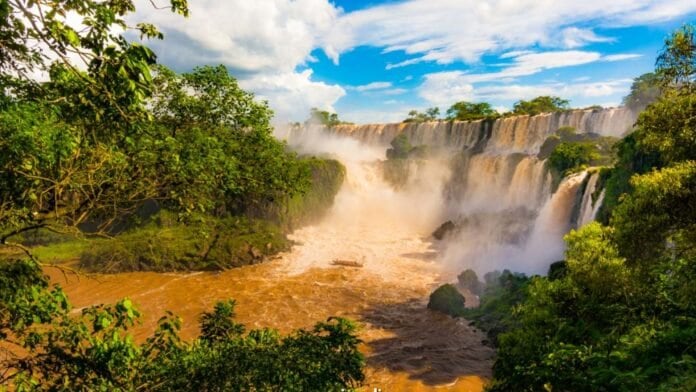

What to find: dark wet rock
left=432, top=220, right=457, bottom=240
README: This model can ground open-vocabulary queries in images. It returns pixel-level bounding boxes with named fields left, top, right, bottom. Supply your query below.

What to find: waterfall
left=279, top=107, right=631, bottom=276
left=521, top=173, right=588, bottom=274
left=289, top=107, right=636, bottom=152
left=577, top=171, right=602, bottom=227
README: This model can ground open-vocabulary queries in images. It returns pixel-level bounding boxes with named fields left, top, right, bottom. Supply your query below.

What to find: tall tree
left=446, top=101, right=497, bottom=121
left=512, top=96, right=570, bottom=115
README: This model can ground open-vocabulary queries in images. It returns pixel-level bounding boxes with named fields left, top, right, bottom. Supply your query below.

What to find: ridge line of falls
left=279, top=107, right=635, bottom=276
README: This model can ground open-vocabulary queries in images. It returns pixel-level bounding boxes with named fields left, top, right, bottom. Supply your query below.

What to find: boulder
left=427, top=284, right=466, bottom=317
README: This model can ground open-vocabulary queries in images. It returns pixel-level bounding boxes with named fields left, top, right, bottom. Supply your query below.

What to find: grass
left=28, top=213, right=291, bottom=273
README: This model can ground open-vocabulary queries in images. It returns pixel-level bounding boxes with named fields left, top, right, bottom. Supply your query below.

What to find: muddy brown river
left=48, top=225, right=494, bottom=391
left=48, top=150, right=495, bottom=391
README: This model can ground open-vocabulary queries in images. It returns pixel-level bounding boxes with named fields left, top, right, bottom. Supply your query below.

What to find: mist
left=275, top=108, right=633, bottom=278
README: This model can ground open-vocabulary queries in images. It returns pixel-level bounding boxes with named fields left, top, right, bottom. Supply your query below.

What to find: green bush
left=281, top=158, right=345, bottom=228
left=79, top=214, right=290, bottom=273
left=386, top=133, right=413, bottom=159
left=462, top=270, right=530, bottom=345
left=548, top=141, right=599, bottom=175
left=427, top=284, right=466, bottom=317
left=457, top=269, right=484, bottom=295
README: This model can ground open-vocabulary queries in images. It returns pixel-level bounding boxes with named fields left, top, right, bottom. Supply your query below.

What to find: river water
left=48, top=143, right=495, bottom=390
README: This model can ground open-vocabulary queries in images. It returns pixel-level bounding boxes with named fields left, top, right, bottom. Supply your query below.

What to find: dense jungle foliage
left=0, top=0, right=361, bottom=389
left=462, top=25, right=696, bottom=392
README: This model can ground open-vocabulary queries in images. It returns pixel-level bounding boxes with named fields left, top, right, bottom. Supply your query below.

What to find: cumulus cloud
left=418, top=75, right=632, bottom=106
left=350, top=81, right=393, bottom=92
left=132, top=0, right=344, bottom=122
left=604, top=53, right=643, bottom=62
left=240, top=69, right=345, bottom=124
left=136, top=0, right=340, bottom=73
left=322, top=0, right=696, bottom=67
left=129, top=0, right=694, bottom=123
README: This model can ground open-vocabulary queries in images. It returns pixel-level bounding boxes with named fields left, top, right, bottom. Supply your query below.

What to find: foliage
left=446, top=101, right=499, bottom=121
left=76, top=213, right=291, bottom=273
left=0, top=259, right=365, bottom=390
left=486, top=26, right=696, bottom=391
left=623, top=72, right=662, bottom=110
left=512, top=96, right=570, bottom=116
left=630, top=89, right=696, bottom=165
left=386, top=133, right=413, bottom=159
left=548, top=141, right=599, bottom=175
left=263, top=158, right=346, bottom=229
left=457, top=269, right=484, bottom=295
left=462, top=270, right=530, bottom=345
left=403, top=107, right=440, bottom=122
left=611, top=161, right=696, bottom=266
left=306, top=108, right=351, bottom=127
left=150, top=65, right=311, bottom=216
left=0, top=0, right=188, bottom=122
left=427, top=284, right=466, bottom=317
left=656, top=24, right=695, bottom=89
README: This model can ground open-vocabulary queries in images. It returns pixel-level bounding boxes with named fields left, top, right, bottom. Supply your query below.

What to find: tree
left=512, top=96, right=570, bottom=116
left=1, top=0, right=189, bottom=125
left=623, top=72, right=662, bottom=111
left=403, top=107, right=440, bottom=122
left=150, top=65, right=311, bottom=215
left=548, top=141, right=599, bottom=175
left=306, top=108, right=349, bottom=127
left=386, top=133, right=413, bottom=159
left=656, top=24, right=696, bottom=89
left=446, top=101, right=498, bottom=121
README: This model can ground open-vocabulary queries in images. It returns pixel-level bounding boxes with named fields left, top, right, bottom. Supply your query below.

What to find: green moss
left=280, top=158, right=345, bottom=228
left=32, top=239, right=91, bottom=264
left=427, top=284, right=466, bottom=317
left=381, top=159, right=412, bottom=189
left=76, top=215, right=290, bottom=273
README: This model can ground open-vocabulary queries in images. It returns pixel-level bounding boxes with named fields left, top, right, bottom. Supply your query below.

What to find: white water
left=280, top=107, right=635, bottom=276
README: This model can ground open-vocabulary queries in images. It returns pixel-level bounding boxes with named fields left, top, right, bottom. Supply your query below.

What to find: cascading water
left=283, top=107, right=636, bottom=276
left=577, top=171, right=603, bottom=228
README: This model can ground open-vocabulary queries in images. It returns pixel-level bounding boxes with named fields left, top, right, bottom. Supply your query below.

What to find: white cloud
left=240, top=69, right=346, bottom=124
left=418, top=72, right=476, bottom=107
left=500, top=50, right=535, bottom=59
left=419, top=50, right=603, bottom=96
left=136, top=0, right=340, bottom=73
left=128, top=0, right=694, bottom=123
left=322, top=0, right=696, bottom=67
left=558, top=27, right=614, bottom=48
left=131, top=0, right=345, bottom=122
left=604, top=53, right=643, bottom=62
left=418, top=75, right=632, bottom=106
left=350, top=81, right=393, bottom=91
left=382, top=88, right=408, bottom=96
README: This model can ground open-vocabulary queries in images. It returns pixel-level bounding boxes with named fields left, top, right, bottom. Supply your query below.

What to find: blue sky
left=135, top=0, right=696, bottom=124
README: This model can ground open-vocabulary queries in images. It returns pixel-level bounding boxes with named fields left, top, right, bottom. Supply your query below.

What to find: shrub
left=457, top=269, right=484, bottom=295
left=79, top=214, right=290, bottom=273
left=548, top=141, right=599, bottom=175
left=427, top=284, right=466, bottom=317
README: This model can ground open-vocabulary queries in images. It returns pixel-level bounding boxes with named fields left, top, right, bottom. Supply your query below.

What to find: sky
left=133, top=0, right=696, bottom=124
